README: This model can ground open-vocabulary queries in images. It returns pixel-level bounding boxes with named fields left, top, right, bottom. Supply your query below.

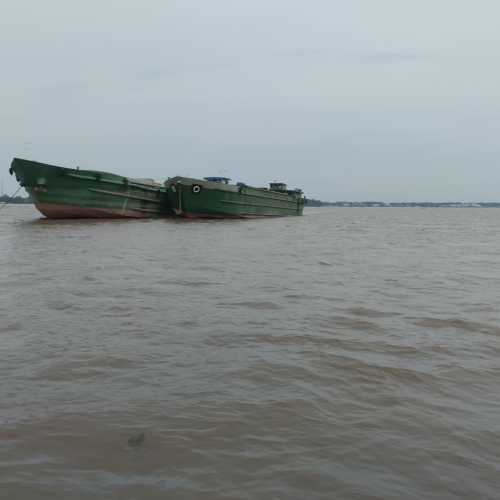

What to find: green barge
left=165, top=176, right=305, bottom=218
left=9, top=158, right=306, bottom=219
left=9, top=158, right=168, bottom=219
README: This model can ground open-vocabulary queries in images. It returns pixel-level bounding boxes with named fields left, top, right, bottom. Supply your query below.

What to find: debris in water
left=128, top=432, right=145, bottom=448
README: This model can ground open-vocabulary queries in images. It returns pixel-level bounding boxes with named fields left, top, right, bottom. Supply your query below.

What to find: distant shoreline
left=307, top=201, right=500, bottom=208
left=0, top=196, right=32, bottom=204
left=2, top=196, right=499, bottom=208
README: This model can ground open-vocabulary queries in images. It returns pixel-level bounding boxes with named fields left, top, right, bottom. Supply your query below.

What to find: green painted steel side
left=166, top=177, right=304, bottom=218
left=9, top=158, right=170, bottom=217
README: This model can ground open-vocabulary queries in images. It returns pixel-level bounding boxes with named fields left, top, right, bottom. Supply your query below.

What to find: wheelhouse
left=204, top=177, right=231, bottom=184
left=269, top=182, right=288, bottom=192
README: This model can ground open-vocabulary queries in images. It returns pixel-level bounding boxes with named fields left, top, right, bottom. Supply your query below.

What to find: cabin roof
left=204, top=176, right=231, bottom=182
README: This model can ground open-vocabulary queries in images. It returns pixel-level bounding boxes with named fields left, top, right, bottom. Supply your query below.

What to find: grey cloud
left=1, top=0, right=500, bottom=201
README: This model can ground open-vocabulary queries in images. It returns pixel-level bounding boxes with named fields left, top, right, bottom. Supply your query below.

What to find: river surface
left=1, top=205, right=500, bottom=499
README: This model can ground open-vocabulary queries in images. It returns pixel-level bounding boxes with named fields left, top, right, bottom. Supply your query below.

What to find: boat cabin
left=269, top=182, right=287, bottom=192
left=204, top=177, right=231, bottom=184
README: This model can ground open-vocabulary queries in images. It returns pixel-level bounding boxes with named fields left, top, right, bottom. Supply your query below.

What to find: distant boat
left=9, top=158, right=168, bottom=219
left=165, top=176, right=305, bottom=218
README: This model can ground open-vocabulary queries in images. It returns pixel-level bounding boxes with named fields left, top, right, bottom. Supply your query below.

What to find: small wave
left=175, top=319, right=200, bottom=328
left=0, top=454, right=55, bottom=467
left=328, top=355, right=436, bottom=385
left=167, top=280, right=222, bottom=287
left=33, top=356, right=138, bottom=381
left=414, top=318, right=500, bottom=336
left=240, top=333, right=317, bottom=346
left=283, top=293, right=323, bottom=301
left=219, top=301, right=282, bottom=310
left=317, top=315, right=383, bottom=333
left=0, top=321, right=23, bottom=333
left=45, top=300, right=75, bottom=311
left=345, top=307, right=400, bottom=318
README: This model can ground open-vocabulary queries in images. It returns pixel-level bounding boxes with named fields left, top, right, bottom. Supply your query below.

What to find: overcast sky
left=1, top=0, right=499, bottom=201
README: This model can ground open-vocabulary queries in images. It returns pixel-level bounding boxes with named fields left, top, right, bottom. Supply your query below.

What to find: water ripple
left=2, top=205, right=500, bottom=499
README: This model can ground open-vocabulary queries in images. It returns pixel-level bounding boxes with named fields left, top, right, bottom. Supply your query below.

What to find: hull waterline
left=34, top=203, right=155, bottom=219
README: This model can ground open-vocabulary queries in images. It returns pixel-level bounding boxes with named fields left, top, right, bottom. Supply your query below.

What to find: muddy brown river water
left=1, top=205, right=499, bottom=499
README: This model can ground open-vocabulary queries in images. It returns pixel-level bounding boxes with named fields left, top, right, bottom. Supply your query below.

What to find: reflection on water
left=1, top=204, right=500, bottom=500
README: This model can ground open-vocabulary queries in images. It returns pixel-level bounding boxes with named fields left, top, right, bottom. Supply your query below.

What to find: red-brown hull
left=35, top=203, right=151, bottom=219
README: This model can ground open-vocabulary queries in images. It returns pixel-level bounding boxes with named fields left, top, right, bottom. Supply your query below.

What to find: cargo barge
left=165, top=176, right=305, bottom=218
left=9, top=158, right=168, bottom=219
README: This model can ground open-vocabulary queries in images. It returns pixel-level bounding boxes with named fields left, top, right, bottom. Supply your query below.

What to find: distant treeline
left=307, top=199, right=500, bottom=208
left=0, top=195, right=32, bottom=204
left=2, top=194, right=499, bottom=208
